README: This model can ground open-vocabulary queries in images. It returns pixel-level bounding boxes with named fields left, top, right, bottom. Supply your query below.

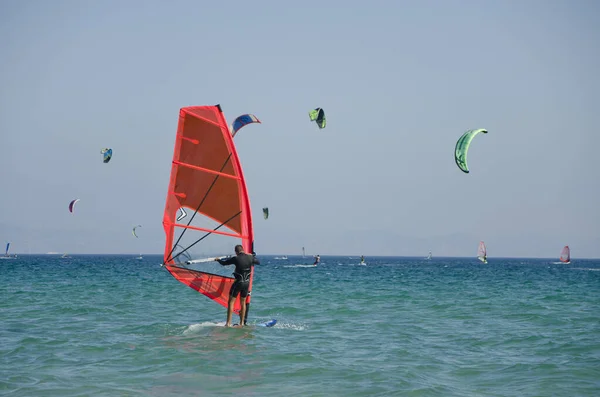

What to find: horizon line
left=7, top=253, right=596, bottom=260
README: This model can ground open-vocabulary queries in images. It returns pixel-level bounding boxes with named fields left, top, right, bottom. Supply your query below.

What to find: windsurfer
left=215, top=245, right=259, bottom=327
left=313, top=255, right=320, bottom=266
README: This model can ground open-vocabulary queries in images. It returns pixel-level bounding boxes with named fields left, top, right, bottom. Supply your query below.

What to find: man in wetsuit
left=215, top=245, right=259, bottom=327
left=313, top=255, right=320, bottom=266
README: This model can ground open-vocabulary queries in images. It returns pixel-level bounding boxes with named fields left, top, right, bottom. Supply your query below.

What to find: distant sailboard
left=1, top=242, right=17, bottom=259
left=559, top=245, right=571, bottom=264
left=477, top=241, right=488, bottom=264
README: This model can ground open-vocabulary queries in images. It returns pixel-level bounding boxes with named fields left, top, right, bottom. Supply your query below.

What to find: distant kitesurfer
left=215, top=245, right=259, bottom=327
left=360, top=255, right=365, bottom=263
left=313, top=255, right=320, bottom=266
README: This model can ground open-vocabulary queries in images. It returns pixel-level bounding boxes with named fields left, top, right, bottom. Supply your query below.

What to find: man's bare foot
left=225, top=323, right=231, bottom=327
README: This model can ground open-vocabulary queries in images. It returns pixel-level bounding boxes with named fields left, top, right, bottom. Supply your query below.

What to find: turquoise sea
left=2, top=255, right=599, bottom=396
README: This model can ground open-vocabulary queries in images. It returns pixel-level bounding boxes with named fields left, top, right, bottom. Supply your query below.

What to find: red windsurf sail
left=559, top=245, right=570, bottom=263
left=162, top=105, right=254, bottom=314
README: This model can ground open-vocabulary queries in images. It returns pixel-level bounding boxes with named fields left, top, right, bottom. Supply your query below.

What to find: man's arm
left=251, top=252, right=260, bottom=265
left=216, top=256, right=236, bottom=266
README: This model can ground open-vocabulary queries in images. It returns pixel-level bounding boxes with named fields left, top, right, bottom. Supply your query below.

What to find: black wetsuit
left=217, top=253, right=259, bottom=298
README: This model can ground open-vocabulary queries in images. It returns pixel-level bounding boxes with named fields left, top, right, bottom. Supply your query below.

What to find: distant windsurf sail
left=559, top=245, right=570, bottom=263
left=162, top=105, right=255, bottom=316
left=1, top=242, right=16, bottom=259
left=477, top=241, right=487, bottom=264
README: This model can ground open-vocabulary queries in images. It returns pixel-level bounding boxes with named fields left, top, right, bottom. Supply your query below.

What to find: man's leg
left=239, top=298, right=247, bottom=326
left=226, top=296, right=236, bottom=327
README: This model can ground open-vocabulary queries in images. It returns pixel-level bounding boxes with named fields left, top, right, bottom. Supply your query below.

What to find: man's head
left=234, top=245, right=244, bottom=254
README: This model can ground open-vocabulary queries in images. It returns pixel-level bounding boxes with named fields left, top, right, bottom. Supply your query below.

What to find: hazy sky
left=1, top=0, right=598, bottom=257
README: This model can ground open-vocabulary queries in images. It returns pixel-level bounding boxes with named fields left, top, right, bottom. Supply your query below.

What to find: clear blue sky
left=1, top=0, right=598, bottom=257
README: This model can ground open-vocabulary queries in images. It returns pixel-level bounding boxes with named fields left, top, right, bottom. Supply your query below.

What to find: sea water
left=2, top=255, right=599, bottom=396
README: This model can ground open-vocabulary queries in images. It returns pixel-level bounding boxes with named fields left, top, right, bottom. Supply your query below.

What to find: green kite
left=454, top=129, right=488, bottom=173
